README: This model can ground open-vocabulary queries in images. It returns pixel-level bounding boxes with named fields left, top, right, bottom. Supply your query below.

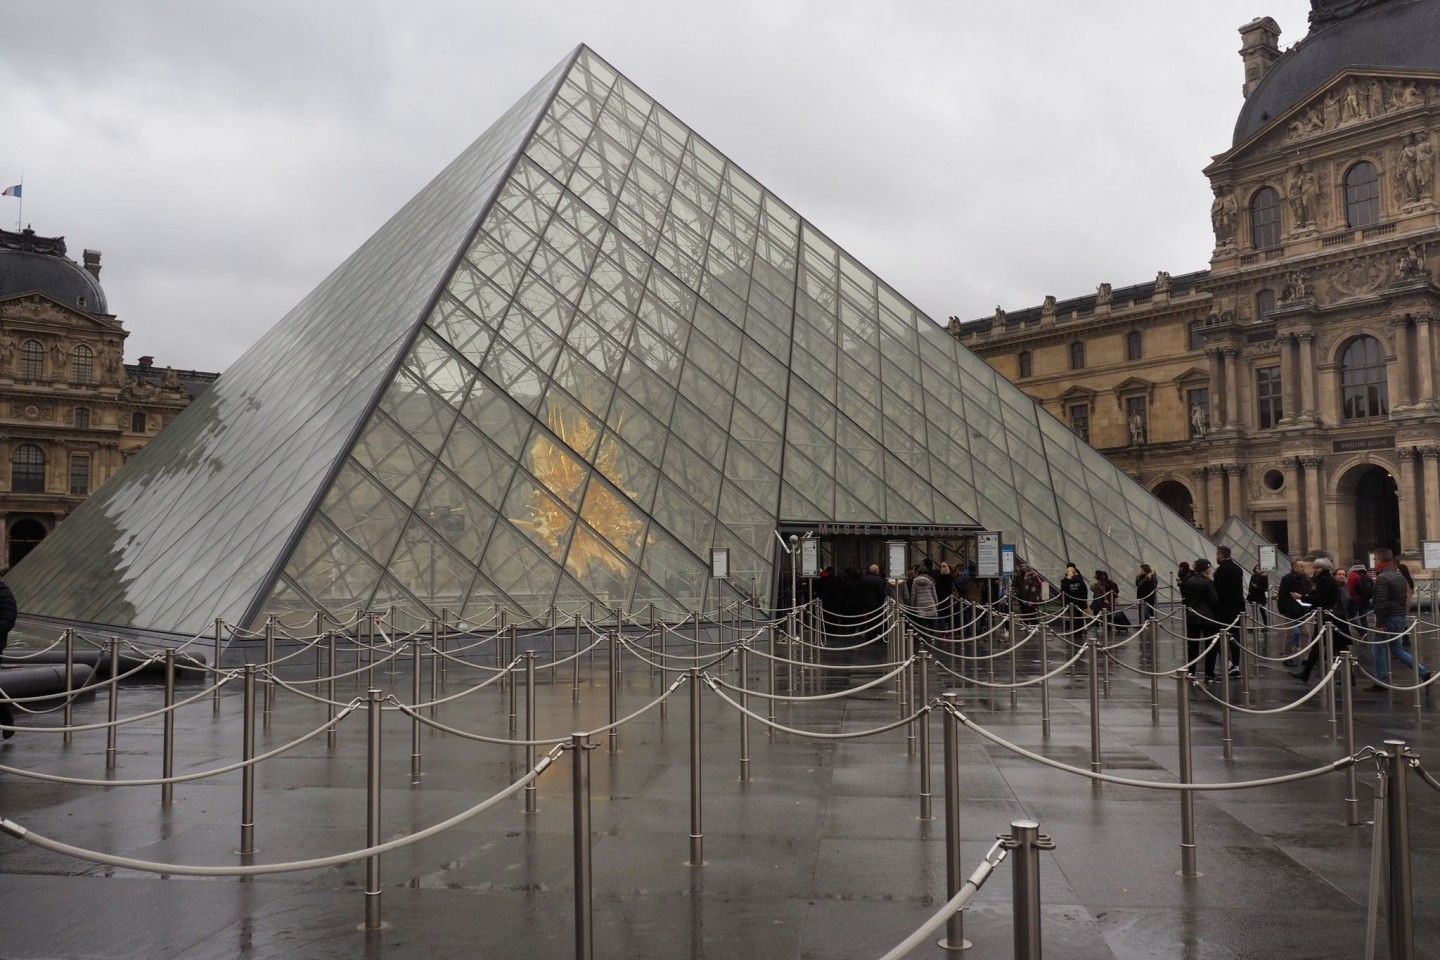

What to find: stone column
left=1225, top=463, right=1246, bottom=519
left=1280, top=335, right=1300, bottom=425
left=1416, top=314, right=1436, bottom=407
left=1389, top=316, right=1415, bottom=409
left=1224, top=348, right=1243, bottom=428
left=1283, top=458, right=1302, bottom=551
left=1298, top=334, right=1317, bottom=422
left=1207, top=466, right=1227, bottom=531
left=1302, top=456, right=1325, bottom=550
left=1399, top=447, right=1421, bottom=553
left=1423, top=448, right=1440, bottom=541
left=1192, top=467, right=1210, bottom=535
left=1206, top=348, right=1226, bottom=425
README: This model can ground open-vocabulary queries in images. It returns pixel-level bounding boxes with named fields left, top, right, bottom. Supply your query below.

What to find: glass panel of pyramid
left=8, top=44, right=1214, bottom=635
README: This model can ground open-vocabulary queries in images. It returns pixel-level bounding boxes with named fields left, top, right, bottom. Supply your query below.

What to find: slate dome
left=0, top=230, right=108, bottom=314
left=1234, top=0, right=1440, bottom=146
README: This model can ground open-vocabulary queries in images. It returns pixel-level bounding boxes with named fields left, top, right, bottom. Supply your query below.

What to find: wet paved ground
left=0, top=621, right=1437, bottom=959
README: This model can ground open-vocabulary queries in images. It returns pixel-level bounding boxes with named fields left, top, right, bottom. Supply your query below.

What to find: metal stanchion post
left=525, top=653, right=538, bottom=814
left=648, top=602, right=657, bottom=681
left=1101, top=615, right=1112, bottom=700
left=161, top=650, right=176, bottom=805
left=1322, top=623, right=1338, bottom=740
left=1148, top=621, right=1160, bottom=724
left=238, top=666, right=257, bottom=856
left=1088, top=641, right=1102, bottom=775
left=693, top=608, right=701, bottom=663
left=688, top=668, right=704, bottom=867
left=314, top=611, right=325, bottom=679
left=1385, top=740, right=1416, bottom=959
left=766, top=622, right=777, bottom=734
left=105, top=639, right=121, bottom=770
left=1219, top=633, right=1234, bottom=762
left=62, top=628, right=74, bottom=745
left=326, top=631, right=338, bottom=750
left=608, top=632, right=619, bottom=753
left=263, top=616, right=276, bottom=727
left=738, top=642, right=751, bottom=783
left=938, top=692, right=970, bottom=952
left=571, top=733, right=594, bottom=960
left=410, top=638, right=423, bottom=785
left=1342, top=652, right=1360, bottom=826
left=440, top=608, right=450, bottom=684
left=1039, top=623, right=1051, bottom=738
left=1176, top=670, right=1199, bottom=877
left=364, top=687, right=384, bottom=932
left=428, top=620, right=439, bottom=718
left=508, top=625, right=519, bottom=734
left=213, top=617, right=224, bottom=717
left=1009, top=820, right=1051, bottom=960
left=918, top=651, right=933, bottom=821
left=572, top=611, right=582, bottom=704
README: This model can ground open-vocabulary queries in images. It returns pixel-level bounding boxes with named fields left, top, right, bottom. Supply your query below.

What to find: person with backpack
left=1346, top=563, right=1373, bottom=633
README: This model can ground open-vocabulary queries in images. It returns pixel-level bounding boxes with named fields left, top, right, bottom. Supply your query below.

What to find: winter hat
left=1193, top=559, right=1212, bottom=572
left=1312, top=557, right=1334, bottom=571
left=1349, top=564, right=1368, bottom=574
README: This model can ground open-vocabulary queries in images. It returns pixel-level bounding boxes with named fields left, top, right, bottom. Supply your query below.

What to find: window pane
left=12, top=444, right=44, bottom=493
left=1345, top=162, right=1380, bottom=228
left=1251, top=186, right=1282, bottom=249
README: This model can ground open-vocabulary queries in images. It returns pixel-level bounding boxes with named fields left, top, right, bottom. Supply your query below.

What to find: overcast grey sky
left=0, top=0, right=1315, bottom=372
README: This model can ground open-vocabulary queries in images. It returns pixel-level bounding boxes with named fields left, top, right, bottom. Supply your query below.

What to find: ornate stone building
left=0, top=227, right=217, bottom=567
left=957, top=0, right=1440, bottom=568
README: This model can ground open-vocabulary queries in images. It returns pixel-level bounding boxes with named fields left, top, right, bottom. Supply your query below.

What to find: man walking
left=1213, top=546, right=1246, bottom=678
left=1182, top=559, right=1222, bottom=682
left=1368, top=547, right=1430, bottom=691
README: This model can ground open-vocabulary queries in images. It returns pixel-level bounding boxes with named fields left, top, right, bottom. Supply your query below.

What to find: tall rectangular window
left=1068, top=403, right=1090, bottom=442
left=1017, top=350, right=1032, bottom=379
left=1070, top=341, right=1086, bottom=370
left=1125, top=330, right=1143, bottom=362
left=69, top=454, right=90, bottom=496
left=1187, top=320, right=1205, bottom=352
left=1256, top=365, right=1283, bottom=429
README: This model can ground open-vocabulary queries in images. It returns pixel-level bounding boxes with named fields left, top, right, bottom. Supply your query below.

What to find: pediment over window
left=1058, top=385, right=1096, bottom=404
left=1113, top=377, right=1154, bottom=410
left=1172, top=367, right=1210, bottom=399
left=1233, top=72, right=1440, bottom=159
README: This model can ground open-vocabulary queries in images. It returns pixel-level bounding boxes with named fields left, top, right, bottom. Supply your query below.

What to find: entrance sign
left=710, top=547, right=730, bottom=579
left=800, top=539, right=819, bottom=578
left=886, top=541, right=907, bottom=580
left=1259, top=545, right=1277, bottom=571
left=977, top=532, right=1001, bottom=578
left=1424, top=541, right=1440, bottom=570
left=1001, top=544, right=1016, bottom=576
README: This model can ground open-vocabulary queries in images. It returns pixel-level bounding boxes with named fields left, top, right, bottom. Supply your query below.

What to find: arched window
left=11, top=444, right=45, bottom=493
left=131, top=412, right=147, bottom=433
left=73, top=407, right=90, bottom=429
left=71, top=344, right=94, bottom=385
left=1345, top=161, right=1381, bottom=228
left=1251, top=186, right=1283, bottom=249
left=19, top=340, right=43, bottom=380
left=1070, top=341, right=1086, bottom=370
left=1340, top=336, right=1389, bottom=420
left=1017, top=350, right=1033, bottom=378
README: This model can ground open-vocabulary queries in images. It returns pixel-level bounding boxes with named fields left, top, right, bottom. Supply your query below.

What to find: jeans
left=1140, top=599, right=1156, bottom=623
left=1373, top=614, right=1428, bottom=684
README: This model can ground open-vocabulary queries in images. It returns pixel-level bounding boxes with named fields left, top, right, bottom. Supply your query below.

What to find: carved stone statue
left=1128, top=412, right=1146, bottom=445
left=1211, top=188, right=1239, bottom=245
left=1397, top=243, right=1428, bottom=279
left=946, top=315, right=961, bottom=335
left=1155, top=271, right=1172, bottom=293
left=1096, top=283, right=1112, bottom=306
left=0, top=337, right=14, bottom=367
left=162, top=366, right=179, bottom=388
left=1281, top=272, right=1310, bottom=302
left=1417, top=135, right=1435, bottom=196
left=994, top=306, right=1007, bottom=325
left=49, top=343, right=64, bottom=370
left=1041, top=295, right=1057, bottom=318
left=1288, top=164, right=1318, bottom=226
left=1398, top=132, right=1425, bottom=204
left=1190, top=403, right=1207, bottom=439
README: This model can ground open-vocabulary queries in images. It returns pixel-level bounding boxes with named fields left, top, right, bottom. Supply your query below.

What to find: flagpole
left=17, top=173, right=22, bottom=231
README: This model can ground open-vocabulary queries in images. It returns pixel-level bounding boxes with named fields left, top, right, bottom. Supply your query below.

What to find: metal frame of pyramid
left=9, top=45, right=1214, bottom=636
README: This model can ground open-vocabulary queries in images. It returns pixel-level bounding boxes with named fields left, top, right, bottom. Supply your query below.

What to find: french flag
left=1, top=185, right=19, bottom=198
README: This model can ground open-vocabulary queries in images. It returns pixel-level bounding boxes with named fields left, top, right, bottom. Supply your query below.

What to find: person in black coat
left=0, top=577, right=16, bottom=738
left=1294, top=558, right=1351, bottom=683
left=1182, top=559, right=1222, bottom=681
left=1059, top=563, right=1088, bottom=638
left=1212, top=546, right=1246, bottom=678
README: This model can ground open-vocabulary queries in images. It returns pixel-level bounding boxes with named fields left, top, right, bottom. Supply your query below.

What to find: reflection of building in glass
left=958, top=2, right=1440, bottom=568
left=8, top=45, right=1211, bottom=635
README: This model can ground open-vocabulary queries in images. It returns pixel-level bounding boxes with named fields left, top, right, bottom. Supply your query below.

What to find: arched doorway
left=8, top=518, right=47, bottom=569
left=1336, top=464, right=1400, bottom=563
left=1152, top=480, right=1195, bottom=525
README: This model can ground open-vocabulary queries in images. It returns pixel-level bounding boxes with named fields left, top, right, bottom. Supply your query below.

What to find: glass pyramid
left=9, top=45, right=1213, bottom=635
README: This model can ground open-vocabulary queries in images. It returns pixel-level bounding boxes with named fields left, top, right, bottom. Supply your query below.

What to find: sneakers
left=1228, top=665, right=1241, bottom=678
left=1205, top=675, right=1219, bottom=684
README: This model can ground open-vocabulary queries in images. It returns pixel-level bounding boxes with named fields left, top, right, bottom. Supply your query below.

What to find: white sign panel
left=710, top=547, right=730, bottom=579
left=1001, top=544, right=1016, bottom=576
left=1424, top=541, right=1440, bottom=570
left=886, top=541, right=908, bottom=580
left=1259, top=545, right=1277, bottom=571
left=977, top=532, right=1001, bottom=578
left=800, top=539, right=819, bottom=577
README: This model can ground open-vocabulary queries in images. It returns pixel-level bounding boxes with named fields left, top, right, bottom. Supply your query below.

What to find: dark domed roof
left=1234, top=0, right=1440, bottom=146
left=0, top=230, right=108, bottom=314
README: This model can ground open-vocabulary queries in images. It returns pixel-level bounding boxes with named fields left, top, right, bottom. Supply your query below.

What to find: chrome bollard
left=1008, top=820, right=1053, bottom=960
left=1385, top=740, right=1416, bottom=960
left=238, top=665, right=257, bottom=856
left=1218, top=634, right=1234, bottom=763
left=1342, top=653, right=1360, bottom=826
left=508, top=625, right=519, bottom=733
left=62, top=628, right=74, bottom=745
left=608, top=632, right=619, bottom=753
left=1088, top=642, right=1102, bottom=775
left=766, top=622, right=777, bottom=734
left=263, top=615, right=276, bottom=727
left=439, top=607, right=451, bottom=684
left=1176, top=670, right=1199, bottom=877
left=364, top=687, right=384, bottom=932
left=572, top=611, right=582, bottom=704
left=428, top=621, right=439, bottom=719
left=918, top=651, right=933, bottom=821
left=213, top=617, right=225, bottom=717
left=738, top=641, right=751, bottom=783
left=1148, top=622, right=1160, bottom=724
left=1039, top=623, right=1052, bottom=738
left=161, top=650, right=176, bottom=805
left=571, top=732, right=595, bottom=960
left=105, top=639, right=120, bottom=770
left=688, top=668, right=704, bottom=867
left=939, top=691, right=970, bottom=952
left=525, top=652, right=538, bottom=814
left=410, top=639, right=424, bottom=786
left=326, top=631, right=338, bottom=750
left=1322, top=623, right=1337, bottom=740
